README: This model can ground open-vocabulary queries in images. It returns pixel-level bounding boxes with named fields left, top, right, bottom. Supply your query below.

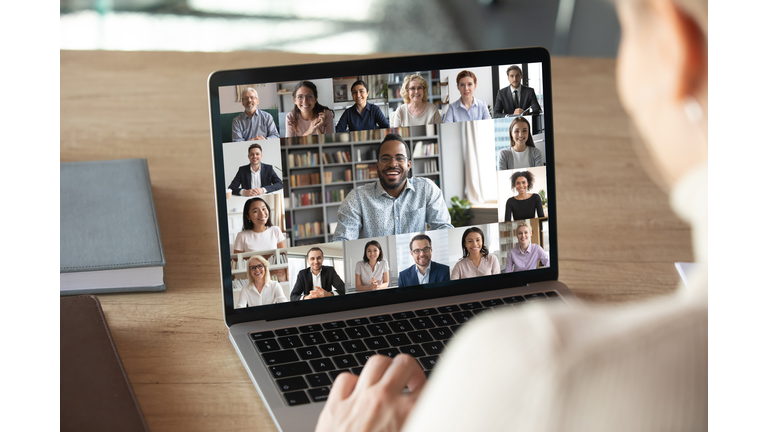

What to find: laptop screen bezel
left=208, top=47, right=558, bottom=327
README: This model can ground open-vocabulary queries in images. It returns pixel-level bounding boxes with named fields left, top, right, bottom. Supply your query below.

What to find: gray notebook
left=60, top=159, right=166, bottom=295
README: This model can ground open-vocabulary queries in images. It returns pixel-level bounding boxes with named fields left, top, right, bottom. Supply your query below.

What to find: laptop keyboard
left=250, top=291, right=563, bottom=406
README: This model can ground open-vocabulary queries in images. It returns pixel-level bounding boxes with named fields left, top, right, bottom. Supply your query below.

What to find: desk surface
left=60, top=50, right=692, bottom=432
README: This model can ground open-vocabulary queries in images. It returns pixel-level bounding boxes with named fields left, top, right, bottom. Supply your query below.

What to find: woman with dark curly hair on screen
left=504, top=170, right=544, bottom=222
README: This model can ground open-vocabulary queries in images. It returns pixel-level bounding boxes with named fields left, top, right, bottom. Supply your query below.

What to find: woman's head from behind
left=509, top=116, right=534, bottom=148
left=461, top=227, right=488, bottom=258
left=242, top=197, right=272, bottom=231
left=615, top=0, right=707, bottom=188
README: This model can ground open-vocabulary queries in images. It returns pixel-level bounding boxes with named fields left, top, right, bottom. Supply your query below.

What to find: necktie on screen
left=513, top=90, right=519, bottom=109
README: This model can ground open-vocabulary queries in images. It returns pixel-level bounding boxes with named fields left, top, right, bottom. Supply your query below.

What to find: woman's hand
left=306, top=112, right=325, bottom=135
left=315, top=354, right=427, bottom=432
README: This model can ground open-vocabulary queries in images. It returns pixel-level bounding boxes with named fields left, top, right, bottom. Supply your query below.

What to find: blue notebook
left=60, top=159, right=166, bottom=295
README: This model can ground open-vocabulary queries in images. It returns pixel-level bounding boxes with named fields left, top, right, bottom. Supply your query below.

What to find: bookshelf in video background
left=231, top=249, right=290, bottom=297
left=281, top=126, right=443, bottom=246
left=387, top=71, right=444, bottom=113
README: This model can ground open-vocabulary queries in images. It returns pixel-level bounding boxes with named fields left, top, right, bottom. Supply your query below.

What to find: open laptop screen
left=208, top=49, right=558, bottom=324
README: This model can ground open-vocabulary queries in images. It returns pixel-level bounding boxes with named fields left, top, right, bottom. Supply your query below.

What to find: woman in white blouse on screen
left=235, top=255, right=288, bottom=308
left=354, top=240, right=390, bottom=291
left=233, top=197, right=286, bottom=253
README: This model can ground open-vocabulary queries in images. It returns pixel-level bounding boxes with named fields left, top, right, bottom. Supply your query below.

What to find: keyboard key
left=428, top=327, right=453, bottom=341
left=503, top=296, right=526, bottom=304
left=275, top=327, right=299, bottom=336
left=367, top=323, right=393, bottom=336
left=308, top=386, right=331, bottom=402
left=354, top=351, right=376, bottom=365
left=305, top=373, right=332, bottom=388
left=410, top=317, right=435, bottom=330
left=351, top=367, right=364, bottom=375
left=299, top=324, right=323, bottom=333
left=437, top=305, right=461, bottom=313
left=345, top=326, right=371, bottom=339
left=385, top=333, right=411, bottom=347
left=474, top=308, right=493, bottom=317
left=393, top=311, right=416, bottom=319
left=419, top=356, right=439, bottom=370
left=276, top=376, right=308, bottom=392
left=363, top=336, right=390, bottom=350
left=481, top=298, right=504, bottom=307
left=277, top=336, right=303, bottom=349
left=545, top=291, right=560, bottom=299
left=370, top=314, right=393, bottom=323
left=400, top=345, right=426, bottom=358
left=309, top=358, right=335, bottom=372
left=377, top=348, right=401, bottom=358
left=319, top=343, right=344, bottom=357
left=262, top=350, right=299, bottom=366
left=300, top=332, right=326, bottom=346
left=432, top=314, right=456, bottom=327
left=525, top=293, right=547, bottom=301
left=322, top=329, right=348, bottom=342
left=422, top=341, right=444, bottom=355
left=284, top=390, right=310, bottom=406
left=459, top=302, right=483, bottom=310
left=254, top=339, right=280, bottom=353
left=332, top=355, right=358, bottom=369
left=451, top=311, right=474, bottom=323
left=408, top=330, right=433, bottom=343
left=341, top=340, right=368, bottom=353
left=250, top=331, right=275, bottom=340
left=415, top=308, right=438, bottom=316
left=322, top=321, right=347, bottom=330
left=329, top=369, right=349, bottom=381
left=389, top=320, right=414, bottom=333
left=346, top=317, right=370, bottom=327
left=269, top=362, right=312, bottom=379
left=297, top=346, right=323, bottom=360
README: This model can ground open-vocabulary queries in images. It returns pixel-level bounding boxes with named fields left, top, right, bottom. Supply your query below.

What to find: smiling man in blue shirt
left=332, top=134, right=453, bottom=242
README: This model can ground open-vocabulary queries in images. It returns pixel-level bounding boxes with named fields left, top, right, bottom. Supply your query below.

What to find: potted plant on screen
left=449, top=196, right=472, bottom=227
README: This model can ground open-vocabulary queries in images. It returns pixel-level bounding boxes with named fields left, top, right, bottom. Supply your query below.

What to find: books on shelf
left=268, top=253, right=288, bottom=265
left=291, top=191, right=321, bottom=207
left=322, top=151, right=351, bottom=164
left=421, top=159, right=438, bottom=173
left=290, top=172, right=321, bottom=187
left=281, top=128, right=411, bottom=147
left=412, top=141, right=438, bottom=157
left=288, top=151, right=319, bottom=168
left=326, top=189, right=347, bottom=203
left=293, top=222, right=324, bottom=239
left=355, top=163, right=377, bottom=181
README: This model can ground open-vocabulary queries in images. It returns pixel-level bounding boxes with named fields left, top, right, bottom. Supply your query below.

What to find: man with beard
left=232, top=87, right=280, bottom=141
left=332, top=134, right=453, bottom=242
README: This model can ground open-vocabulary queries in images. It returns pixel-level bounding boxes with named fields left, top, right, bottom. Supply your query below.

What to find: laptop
left=207, top=47, right=578, bottom=431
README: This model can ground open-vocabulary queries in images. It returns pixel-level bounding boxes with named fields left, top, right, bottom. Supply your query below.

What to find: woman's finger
left=354, top=355, right=393, bottom=390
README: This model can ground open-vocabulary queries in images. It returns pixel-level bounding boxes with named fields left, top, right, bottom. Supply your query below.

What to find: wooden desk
left=60, top=50, right=693, bottom=432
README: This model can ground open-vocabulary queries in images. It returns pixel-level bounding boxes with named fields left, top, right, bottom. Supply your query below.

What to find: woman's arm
left=376, top=272, right=389, bottom=289
left=373, top=105, right=390, bottom=129
left=535, top=194, right=544, bottom=218
left=504, top=198, right=513, bottom=222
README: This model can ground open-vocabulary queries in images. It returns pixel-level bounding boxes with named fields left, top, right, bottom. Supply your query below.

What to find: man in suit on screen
left=397, top=234, right=450, bottom=287
left=493, top=65, right=541, bottom=118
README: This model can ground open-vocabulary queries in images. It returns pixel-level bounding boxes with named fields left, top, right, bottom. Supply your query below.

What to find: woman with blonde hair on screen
left=235, top=255, right=288, bottom=308
left=316, top=0, right=708, bottom=429
left=391, top=74, right=442, bottom=127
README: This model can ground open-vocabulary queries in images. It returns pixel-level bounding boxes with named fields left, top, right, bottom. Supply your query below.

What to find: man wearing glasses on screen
left=332, top=134, right=453, bottom=242
left=397, top=234, right=450, bottom=287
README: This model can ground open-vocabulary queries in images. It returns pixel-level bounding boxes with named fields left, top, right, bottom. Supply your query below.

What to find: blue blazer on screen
left=229, top=163, right=283, bottom=195
left=397, top=261, right=450, bottom=287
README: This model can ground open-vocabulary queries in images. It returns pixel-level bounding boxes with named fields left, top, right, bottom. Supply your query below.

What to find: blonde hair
left=515, top=222, right=532, bottom=235
left=401, top=74, right=429, bottom=104
left=246, top=255, right=271, bottom=285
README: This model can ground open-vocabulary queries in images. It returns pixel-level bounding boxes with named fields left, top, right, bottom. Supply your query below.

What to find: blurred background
left=60, top=0, right=620, bottom=57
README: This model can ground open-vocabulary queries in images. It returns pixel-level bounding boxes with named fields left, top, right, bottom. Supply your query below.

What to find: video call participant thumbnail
left=391, top=74, right=442, bottom=127
left=232, top=87, right=280, bottom=142
left=235, top=255, right=288, bottom=308
left=497, top=117, right=543, bottom=170
left=229, top=143, right=284, bottom=197
left=493, top=65, right=541, bottom=118
left=335, top=80, right=390, bottom=132
left=332, top=133, right=454, bottom=242
left=450, top=227, right=500, bottom=280
left=286, top=81, right=334, bottom=137
left=233, top=197, right=286, bottom=253
left=505, top=223, right=549, bottom=272
left=398, top=234, right=450, bottom=286
left=442, top=70, right=492, bottom=123
left=503, top=170, right=545, bottom=222
left=355, top=240, right=390, bottom=291
left=290, top=247, right=346, bottom=301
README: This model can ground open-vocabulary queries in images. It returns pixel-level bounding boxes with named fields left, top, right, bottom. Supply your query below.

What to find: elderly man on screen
left=332, top=134, right=453, bottom=242
left=232, top=87, right=280, bottom=142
